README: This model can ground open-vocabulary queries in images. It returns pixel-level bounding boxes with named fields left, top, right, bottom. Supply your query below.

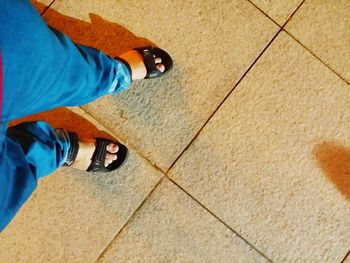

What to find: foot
left=119, top=50, right=165, bottom=80
left=71, top=140, right=119, bottom=171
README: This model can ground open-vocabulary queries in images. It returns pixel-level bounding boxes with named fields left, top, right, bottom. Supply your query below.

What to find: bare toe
left=105, top=159, right=112, bottom=167
left=156, top=64, right=165, bottom=72
left=107, top=143, right=119, bottom=153
left=105, top=153, right=117, bottom=166
left=106, top=153, right=118, bottom=161
left=155, top=57, right=162, bottom=64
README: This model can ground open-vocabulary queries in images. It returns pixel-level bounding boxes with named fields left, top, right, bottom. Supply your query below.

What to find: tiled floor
left=1, top=0, right=349, bottom=262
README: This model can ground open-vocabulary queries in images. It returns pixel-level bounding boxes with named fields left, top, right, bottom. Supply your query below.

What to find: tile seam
left=279, top=0, right=349, bottom=85
left=70, top=87, right=272, bottom=261
left=75, top=106, right=166, bottom=174
left=165, top=2, right=308, bottom=176
left=55, top=106, right=168, bottom=262
left=280, top=0, right=305, bottom=28
left=167, top=178, right=274, bottom=263
left=166, top=26, right=284, bottom=174
left=160, top=3, right=310, bottom=263
left=341, top=250, right=350, bottom=263
left=39, top=0, right=55, bottom=15
left=36, top=0, right=347, bottom=261
left=39, top=2, right=173, bottom=262
left=37, top=1, right=345, bottom=262
left=94, top=176, right=165, bottom=262
left=245, top=0, right=282, bottom=28
left=276, top=0, right=350, bottom=85
left=245, top=0, right=349, bottom=87
left=282, top=29, right=350, bottom=86
left=39, top=2, right=170, bottom=262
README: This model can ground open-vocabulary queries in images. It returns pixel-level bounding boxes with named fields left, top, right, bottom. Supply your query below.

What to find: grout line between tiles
left=38, top=3, right=170, bottom=262
left=40, top=0, right=55, bottom=15
left=279, top=0, right=305, bottom=28
left=166, top=25, right=284, bottom=174
left=246, top=0, right=349, bottom=86
left=166, top=1, right=306, bottom=175
left=95, top=176, right=165, bottom=262
left=38, top=1, right=347, bottom=261
left=75, top=109, right=270, bottom=262
left=246, top=0, right=281, bottom=28
left=160, top=3, right=311, bottom=262
left=341, top=250, right=350, bottom=263
left=281, top=3, right=350, bottom=86
left=167, top=178, right=274, bottom=262
left=282, top=29, right=350, bottom=86
left=76, top=106, right=166, bottom=175
left=50, top=108, right=167, bottom=261
left=282, top=0, right=350, bottom=84
left=78, top=98, right=268, bottom=261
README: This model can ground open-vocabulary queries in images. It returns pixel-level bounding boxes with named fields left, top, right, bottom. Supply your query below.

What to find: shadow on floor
left=35, top=0, right=153, bottom=56
left=314, top=142, right=350, bottom=201
left=10, top=107, right=112, bottom=140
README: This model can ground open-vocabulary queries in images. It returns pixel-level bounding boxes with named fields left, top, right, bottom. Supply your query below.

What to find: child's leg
left=0, top=119, right=121, bottom=231
left=0, top=0, right=169, bottom=232
left=0, top=0, right=132, bottom=232
left=0, top=121, right=69, bottom=231
left=0, top=0, right=131, bottom=123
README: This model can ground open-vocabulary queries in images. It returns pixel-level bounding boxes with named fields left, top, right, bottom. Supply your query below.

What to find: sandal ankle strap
left=55, top=129, right=79, bottom=166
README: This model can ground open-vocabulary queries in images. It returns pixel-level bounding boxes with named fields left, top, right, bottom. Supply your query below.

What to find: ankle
left=119, top=50, right=147, bottom=80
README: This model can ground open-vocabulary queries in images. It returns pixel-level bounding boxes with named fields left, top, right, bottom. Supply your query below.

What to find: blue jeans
left=0, top=0, right=131, bottom=231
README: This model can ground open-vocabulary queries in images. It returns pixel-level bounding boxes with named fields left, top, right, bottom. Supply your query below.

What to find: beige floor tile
left=98, top=179, right=268, bottom=263
left=0, top=107, right=162, bottom=263
left=36, top=0, right=53, bottom=5
left=250, top=0, right=303, bottom=25
left=46, top=0, right=279, bottom=171
left=285, top=0, right=350, bottom=83
left=169, top=32, right=350, bottom=262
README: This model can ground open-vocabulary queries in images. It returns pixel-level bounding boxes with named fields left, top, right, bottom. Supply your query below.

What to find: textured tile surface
left=1, top=107, right=162, bottom=263
left=46, top=0, right=279, bottom=171
left=98, top=179, right=268, bottom=263
left=169, top=32, right=350, bottom=262
left=286, top=0, right=350, bottom=83
left=250, top=0, right=303, bottom=25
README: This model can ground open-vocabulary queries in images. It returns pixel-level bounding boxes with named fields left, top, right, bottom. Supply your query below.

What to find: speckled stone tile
left=0, top=107, right=162, bottom=263
left=44, top=0, right=279, bottom=171
left=169, top=32, right=350, bottom=262
left=249, top=0, right=303, bottom=25
left=285, top=0, right=350, bottom=83
left=98, top=178, right=268, bottom=263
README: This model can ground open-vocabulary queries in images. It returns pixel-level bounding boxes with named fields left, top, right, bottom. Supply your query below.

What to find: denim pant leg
left=0, top=0, right=131, bottom=122
left=0, top=0, right=131, bottom=231
left=0, top=121, right=69, bottom=231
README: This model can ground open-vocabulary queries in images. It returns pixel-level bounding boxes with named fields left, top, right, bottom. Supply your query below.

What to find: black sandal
left=63, top=132, right=128, bottom=172
left=117, top=46, right=173, bottom=80
left=87, top=137, right=128, bottom=172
